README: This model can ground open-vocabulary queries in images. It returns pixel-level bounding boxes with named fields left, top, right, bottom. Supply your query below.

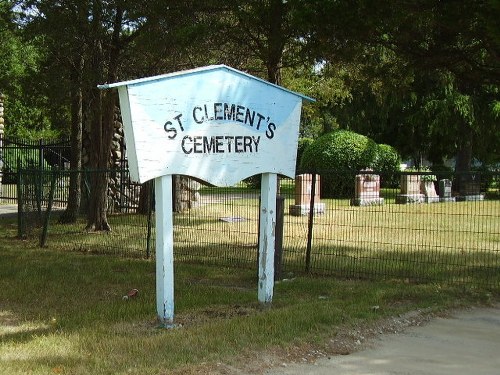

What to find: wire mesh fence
left=15, top=168, right=500, bottom=289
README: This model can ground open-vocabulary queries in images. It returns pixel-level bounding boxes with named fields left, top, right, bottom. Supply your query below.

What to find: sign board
left=100, top=65, right=313, bottom=186
left=99, top=65, right=313, bottom=325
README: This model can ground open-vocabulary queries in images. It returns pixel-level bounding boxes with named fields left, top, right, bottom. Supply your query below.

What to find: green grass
left=20, top=190, right=500, bottom=289
left=0, top=216, right=498, bottom=374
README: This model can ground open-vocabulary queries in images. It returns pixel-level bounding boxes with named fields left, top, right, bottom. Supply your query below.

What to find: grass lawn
left=1, top=215, right=498, bottom=375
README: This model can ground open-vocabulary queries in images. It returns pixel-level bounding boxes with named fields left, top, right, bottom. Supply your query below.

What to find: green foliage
left=373, top=144, right=401, bottom=187
left=430, top=164, right=454, bottom=181
left=373, top=144, right=401, bottom=174
left=300, top=130, right=378, bottom=197
left=296, top=137, right=314, bottom=173
left=282, top=64, right=352, bottom=138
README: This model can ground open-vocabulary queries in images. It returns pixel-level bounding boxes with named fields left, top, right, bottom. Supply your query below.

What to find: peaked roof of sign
left=97, top=64, right=315, bottom=102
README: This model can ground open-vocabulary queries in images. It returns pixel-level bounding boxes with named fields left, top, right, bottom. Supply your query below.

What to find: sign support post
left=98, top=65, right=314, bottom=323
left=155, top=175, right=175, bottom=325
left=258, top=172, right=277, bottom=303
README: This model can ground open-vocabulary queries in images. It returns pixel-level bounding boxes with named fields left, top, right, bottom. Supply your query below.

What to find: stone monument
left=439, top=179, right=455, bottom=202
left=456, top=174, right=485, bottom=201
left=289, top=174, right=326, bottom=216
left=351, top=172, right=384, bottom=206
left=420, top=179, right=439, bottom=203
left=396, top=174, right=424, bottom=204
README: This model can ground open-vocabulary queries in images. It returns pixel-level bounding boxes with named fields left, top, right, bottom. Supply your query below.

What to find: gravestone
left=439, top=179, right=456, bottom=202
left=289, top=174, right=326, bottom=215
left=351, top=173, right=384, bottom=206
left=396, top=174, right=424, bottom=204
left=457, top=174, right=484, bottom=201
left=421, top=180, right=439, bottom=203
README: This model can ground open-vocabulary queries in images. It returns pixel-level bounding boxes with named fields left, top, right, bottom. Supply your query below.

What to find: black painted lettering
left=203, top=136, right=216, bottom=153
left=215, top=136, right=224, bottom=153
left=243, top=136, right=253, bottom=152
left=266, top=122, right=276, bottom=139
left=224, top=103, right=236, bottom=121
left=236, top=105, right=245, bottom=123
left=193, top=136, right=203, bottom=153
left=214, top=103, right=223, bottom=120
left=193, top=106, right=204, bottom=124
left=164, top=121, right=177, bottom=139
left=173, top=113, right=184, bottom=131
left=235, top=136, right=244, bottom=152
left=252, top=136, right=260, bottom=152
left=255, top=113, right=265, bottom=130
left=225, top=136, right=234, bottom=152
left=181, top=136, right=193, bottom=154
left=204, top=104, right=213, bottom=121
left=245, top=108, right=255, bottom=126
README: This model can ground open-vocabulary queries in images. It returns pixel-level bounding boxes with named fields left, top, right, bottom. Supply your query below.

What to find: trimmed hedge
left=300, top=130, right=378, bottom=197
left=373, top=144, right=402, bottom=187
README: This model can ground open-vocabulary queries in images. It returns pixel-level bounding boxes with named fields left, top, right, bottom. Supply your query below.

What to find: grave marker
left=396, top=174, right=424, bottom=204
left=457, top=174, right=485, bottom=201
left=351, top=172, right=384, bottom=206
left=421, top=180, right=439, bottom=203
left=289, top=174, right=326, bottom=215
left=439, top=179, right=456, bottom=202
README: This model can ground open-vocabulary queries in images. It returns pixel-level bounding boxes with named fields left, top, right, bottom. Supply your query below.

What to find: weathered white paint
left=258, top=173, right=277, bottom=303
left=100, top=65, right=313, bottom=186
left=155, top=175, right=175, bottom=324
left=99, top=65, right=314, bottom=324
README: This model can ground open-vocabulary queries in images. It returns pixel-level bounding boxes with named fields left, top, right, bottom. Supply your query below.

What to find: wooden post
left=100, top=65, right=314, bottom=319
left=155, top=175, right=175, bottom=325
left=258, top=172, right=277, bottom=304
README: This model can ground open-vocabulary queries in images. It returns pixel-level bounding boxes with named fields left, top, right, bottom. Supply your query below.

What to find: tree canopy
left=1, top=0, right=499, bottom=227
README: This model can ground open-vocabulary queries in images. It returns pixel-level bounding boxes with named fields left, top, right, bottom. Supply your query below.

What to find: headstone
left=457, top=174, right=484, bottom=201
left=289, top=174, right=326, bottom=215
left=420, top=180, right=439, bottom=203
left=439, top=179, right=455, bottom=202
left=351, top=173, right=384, bottom=206
left=396, top=174, right=424, bottom=204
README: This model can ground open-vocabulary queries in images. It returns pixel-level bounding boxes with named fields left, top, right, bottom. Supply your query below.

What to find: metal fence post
left=40, top=168, right=58, bottom=247
left=305, top=173, right=317, bottom=272
left=17, top=159, right=25, bottom=238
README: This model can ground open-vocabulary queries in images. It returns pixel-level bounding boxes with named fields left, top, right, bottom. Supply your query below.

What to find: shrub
left=300, top=130, right=378, bottom=197
left=373, top=144, right=401, bottom=187
left=296, top=137, right=314, bottom=173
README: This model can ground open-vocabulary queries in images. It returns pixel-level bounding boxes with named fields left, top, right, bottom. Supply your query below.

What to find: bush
left=300, top=130, right=378, bottom=197
left=373, top=144, right=401, bottom=187
left=296, top=137, right=314, bottom=173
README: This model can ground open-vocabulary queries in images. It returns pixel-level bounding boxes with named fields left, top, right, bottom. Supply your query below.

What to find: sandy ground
left=263, top=304, right=500, bottom=375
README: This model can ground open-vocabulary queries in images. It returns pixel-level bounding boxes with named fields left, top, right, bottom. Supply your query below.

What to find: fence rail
left=12, top=168, right=500, bottom=289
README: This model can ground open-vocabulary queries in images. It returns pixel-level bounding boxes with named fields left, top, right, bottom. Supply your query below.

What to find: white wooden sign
left=99, top=65, right=313, bottom=325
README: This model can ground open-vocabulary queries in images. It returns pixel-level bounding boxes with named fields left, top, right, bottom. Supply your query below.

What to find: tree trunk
left=137, top=180, right=154, bottom=215
left=85, top=2, right=124, bottom=231
left=454, top=120, right=474, bottom=194
left=60, top=58, right=83, bottom=224
left=266, top=0, right=285, bottom=85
